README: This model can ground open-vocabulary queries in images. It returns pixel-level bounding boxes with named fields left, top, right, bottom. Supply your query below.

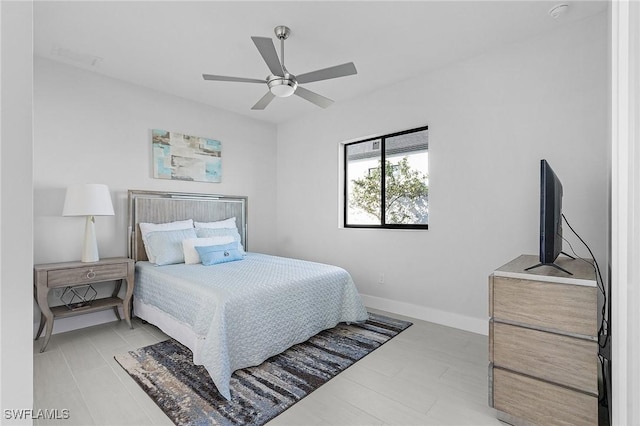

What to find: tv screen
left=539, top=159, right=563, bottom=264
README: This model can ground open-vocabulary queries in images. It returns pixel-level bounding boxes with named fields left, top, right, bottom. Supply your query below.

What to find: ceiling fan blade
left=202, top=74, right=265, bottom=84
left=295, top=86, right=334, bottom=108
left=251, top=91, right=276, bottom=110
left=296, top=62, right=357, bottom=84
left=251, top=36, right=284, bottom=76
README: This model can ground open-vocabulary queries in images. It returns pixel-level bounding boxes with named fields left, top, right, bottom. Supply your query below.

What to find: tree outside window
left=344, top=126, right=428, bottom=229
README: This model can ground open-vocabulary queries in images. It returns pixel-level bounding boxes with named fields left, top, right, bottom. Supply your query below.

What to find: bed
left=127, top=190, right=368, bottom=400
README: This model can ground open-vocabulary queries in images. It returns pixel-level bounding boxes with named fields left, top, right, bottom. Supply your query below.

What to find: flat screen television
left=525, top=159, right=573, bottom=275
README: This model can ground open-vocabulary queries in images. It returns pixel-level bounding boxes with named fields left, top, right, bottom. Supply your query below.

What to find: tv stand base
left=525, top=254, right=575, bottom=275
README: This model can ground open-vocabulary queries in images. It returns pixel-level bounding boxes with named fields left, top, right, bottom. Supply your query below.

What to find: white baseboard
left=33, top=307, right=124, bottom=338
left=361, top=294, right=488, bottom=336
left=33, top=297, right=488, bottom=338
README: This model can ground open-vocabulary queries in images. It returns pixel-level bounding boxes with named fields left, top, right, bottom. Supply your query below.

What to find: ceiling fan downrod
left=274, top=25, right=290, bottom=71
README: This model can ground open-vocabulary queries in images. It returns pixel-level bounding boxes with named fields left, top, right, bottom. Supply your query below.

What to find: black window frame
left=343, top=125, right=429, bottom=230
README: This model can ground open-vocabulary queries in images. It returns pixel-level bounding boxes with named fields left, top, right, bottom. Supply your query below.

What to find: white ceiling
left=34, top=1, right=608, bottom=125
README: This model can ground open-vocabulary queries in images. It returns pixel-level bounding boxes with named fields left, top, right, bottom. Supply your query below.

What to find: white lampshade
left=63, top=184, right=114, bottom=217
left=62, top=184, right=114, bottom=262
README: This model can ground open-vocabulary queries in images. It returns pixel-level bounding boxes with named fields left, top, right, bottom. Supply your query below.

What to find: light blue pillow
left=196, top=242, right=244, bottom=266
left=195, top=228, right=245, bottom=254
left=145, top=228, right=197, bottom=266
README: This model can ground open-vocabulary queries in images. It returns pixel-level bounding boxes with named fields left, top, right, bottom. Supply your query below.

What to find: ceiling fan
left=202, top=25, right=357, bottom=110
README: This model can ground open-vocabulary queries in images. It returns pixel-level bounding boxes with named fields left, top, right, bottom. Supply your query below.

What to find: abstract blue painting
left=152, top=129, right=222, bottom=183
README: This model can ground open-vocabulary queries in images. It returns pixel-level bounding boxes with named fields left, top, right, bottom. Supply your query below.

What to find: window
left=344, top=126, right=429, bottom=229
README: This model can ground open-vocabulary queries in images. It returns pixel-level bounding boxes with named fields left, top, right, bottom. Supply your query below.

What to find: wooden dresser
left=489, top=254, right=599, bottom=426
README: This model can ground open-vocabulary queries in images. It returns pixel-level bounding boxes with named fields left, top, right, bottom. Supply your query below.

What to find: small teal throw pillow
left=196, top=242, right=244, bottom=266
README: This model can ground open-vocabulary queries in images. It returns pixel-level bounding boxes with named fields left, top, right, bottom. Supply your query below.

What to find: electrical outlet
left=378, top=273, right=385, bottom=284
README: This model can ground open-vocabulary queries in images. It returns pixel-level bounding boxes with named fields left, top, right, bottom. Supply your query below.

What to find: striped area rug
left=115, top=312, right=411, bottom=426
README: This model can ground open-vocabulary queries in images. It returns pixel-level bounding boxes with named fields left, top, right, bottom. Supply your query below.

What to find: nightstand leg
left=124, top=294, right=133, bottom=329
left=112, top=280, right=123, bottom=321
left=36, top=284, right=54, bottom=352
left=35, top=312, right=45, bottom=340
left=123, top=267, right=134, bottom=329
left=40, top=318, right=54, bottom=353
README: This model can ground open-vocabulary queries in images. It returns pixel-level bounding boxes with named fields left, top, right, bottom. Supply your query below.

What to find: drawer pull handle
left=86, top=270, right=96, bottom=279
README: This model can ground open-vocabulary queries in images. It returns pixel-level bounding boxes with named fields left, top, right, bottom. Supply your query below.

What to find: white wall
left=33, top=57, right=278, bottom=330
left=276, top=13, right=609, bottom=334
left=1, top=0, right=34, bottom=421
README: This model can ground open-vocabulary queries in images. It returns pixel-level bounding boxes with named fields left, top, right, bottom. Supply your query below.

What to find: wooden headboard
left=127, top=190, right=248, bottom=262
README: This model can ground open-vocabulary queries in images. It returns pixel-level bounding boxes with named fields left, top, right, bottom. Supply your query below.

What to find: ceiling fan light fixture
left=268, top=75, right=298, bottom=97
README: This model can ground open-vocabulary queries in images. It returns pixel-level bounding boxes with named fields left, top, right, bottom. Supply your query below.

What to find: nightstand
left=34, top=257, right=135, bottom=352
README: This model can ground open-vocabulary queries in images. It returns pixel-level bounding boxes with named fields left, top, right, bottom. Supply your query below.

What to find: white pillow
left=139, top=219, right=194, bottom=263
left=194, top=217, right=237, bottom=230
left=182, top=236, right=235, bottom=264
left=195, top=228, right=245, bottom=255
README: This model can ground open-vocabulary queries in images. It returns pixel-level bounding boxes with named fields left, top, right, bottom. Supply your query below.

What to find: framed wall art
left=152, top=129, right=222, bottom=183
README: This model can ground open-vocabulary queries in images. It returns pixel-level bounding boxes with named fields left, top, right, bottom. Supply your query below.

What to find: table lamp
left=62, top=184, right=115, bottom=262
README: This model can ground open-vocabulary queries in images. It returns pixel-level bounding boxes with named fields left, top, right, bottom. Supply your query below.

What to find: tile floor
left=33, top=310, right=500, bottom=425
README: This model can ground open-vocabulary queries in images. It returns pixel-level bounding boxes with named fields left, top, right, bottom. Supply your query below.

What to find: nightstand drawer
left=492, top=276, right=597, bottom=337
left=493, top=368, right=597, bottom=426
left=491, top=322, right=598, bottom=394
left=47, top=263, right=128, bottom=287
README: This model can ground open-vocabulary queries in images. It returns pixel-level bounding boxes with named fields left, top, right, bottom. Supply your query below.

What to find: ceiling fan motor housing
left=267, top=73, right=298, bottom=97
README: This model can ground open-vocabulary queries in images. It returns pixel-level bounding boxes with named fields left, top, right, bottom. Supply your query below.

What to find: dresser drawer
left=492, top=368, right=597, bottom=426
left=491, top=276, right=597, bottom=337
left=47, top=263, right=128, bottom=287
left=491, top=322, right=598, bottom=394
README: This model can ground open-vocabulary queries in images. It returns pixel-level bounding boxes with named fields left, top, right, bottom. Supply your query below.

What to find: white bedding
left=133, top=253, right=368, bottom=399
